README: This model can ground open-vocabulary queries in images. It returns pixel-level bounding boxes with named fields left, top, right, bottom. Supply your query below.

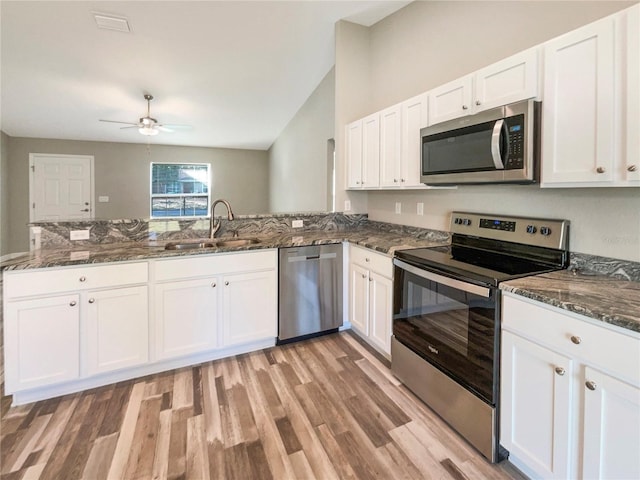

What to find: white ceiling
left=1, top=1, right=410, bottom=150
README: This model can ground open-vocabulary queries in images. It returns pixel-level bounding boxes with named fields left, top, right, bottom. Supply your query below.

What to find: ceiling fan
left=99, top=94, right=192, bottom=136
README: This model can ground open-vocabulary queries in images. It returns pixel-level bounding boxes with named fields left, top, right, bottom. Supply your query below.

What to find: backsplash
left=31, top=213, right=369, bottom=248
left=570, top=253, right=640, bottom=282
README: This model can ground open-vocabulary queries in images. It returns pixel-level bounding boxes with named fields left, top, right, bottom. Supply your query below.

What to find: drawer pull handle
left=585, top=380, right=597, bottom=391
left=79, top=276, right=86, bottom=282
left=555, top=367, right=565, bottom=376
left=212, top=282, right=217, bottom=288
left=88, top=298, right=95, bottom=304
left=570, top=335, right=581, bottom=345
left=69, top=301, right=77, bottom=307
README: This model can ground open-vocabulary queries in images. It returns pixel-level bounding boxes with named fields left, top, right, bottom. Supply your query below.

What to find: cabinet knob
left=596, top=167, right=606, bottom=174
left=554, top=367, right=566, bottom=376
left=570, top=335, right=581, bottom=345
left=88, top=298, right=95, bottom=304
left=369, top=278, right=373, bottom=282
left=401, top=179, right=405, bottom=183
left=225, top=281, right=229, bottom=286
left=69, top=300, right=77, bottom=307
left=212, top=282, right=217, bottom=288
left=79, top=276, right=86, bottom=282
left=394, top=179, right=398, bottom=183
left=585, top=380, right=597, bottom=391
left=462, top=105, right=469, bottom=110
left=361, top=273, right=367, bottom=279
left=365, top=258, right=370, bottom=262
left=475, top=100, right=481, bottom=106
left=356, top=181, right=361, bottom=185
left=628, top=165, right=637, bottom=172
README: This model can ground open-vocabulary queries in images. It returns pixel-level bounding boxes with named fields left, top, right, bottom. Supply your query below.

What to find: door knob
left=80, top=209, right=90, bottom=212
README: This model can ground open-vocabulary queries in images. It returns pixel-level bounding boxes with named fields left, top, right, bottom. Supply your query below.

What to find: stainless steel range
left=391, top=212, right=570, bottom=463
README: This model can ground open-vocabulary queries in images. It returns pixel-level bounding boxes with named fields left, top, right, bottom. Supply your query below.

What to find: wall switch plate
left=70, top=229, right=90, bottom=241
left=344, top=200, right=351, bottom=211
left=292, top=220, right=303, bottom=228
left=395, top=202, right=402, bottom=214
left=417, top=202, right=424, bottom=216
left=98, top=196, right=110, bottom=202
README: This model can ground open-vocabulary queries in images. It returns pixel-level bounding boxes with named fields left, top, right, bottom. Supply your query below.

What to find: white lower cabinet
left=4, top=294, right=81, bottom=391
left=155, top=278, right=219, bottom=360
left=348, top=245, right=393, bottom=356
left=86, top=285, right=149, bottom=375
left=222, top=270, right=277, bottom=347
left=501, top=294, right=640, bottom=480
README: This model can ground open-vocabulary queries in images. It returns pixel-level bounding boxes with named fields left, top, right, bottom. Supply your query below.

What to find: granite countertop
left=501, top=269, right=640, bottom=334
left=0, top=228, right=447, bottom=271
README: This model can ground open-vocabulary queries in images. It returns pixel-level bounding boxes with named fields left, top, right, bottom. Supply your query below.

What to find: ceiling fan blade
left=157, top=126, right=174, bottom=133
left=120, top=125, right=139, bottom=130
left=160, top=124, right=193, bottom=130
left=100, top=119, right=139, bottom=126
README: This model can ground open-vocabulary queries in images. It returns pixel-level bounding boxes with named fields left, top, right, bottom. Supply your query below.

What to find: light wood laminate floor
left=0, top=332, right=525, bottom=479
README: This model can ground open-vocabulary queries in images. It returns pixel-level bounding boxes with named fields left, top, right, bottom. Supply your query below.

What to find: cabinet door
left=401, top=93, right=429, bottom=187
left=349, top=263, right=369, bottom=336
left=501, top=332, right=573, bottom=479
left=222, top=270, right=277, bottom=347
left=368, top=271, right=392, bottom=355
left=4, top=295, right=80, bottom=392
left=379, top=104, right=403, bottom=188
left=361, top=113, right=380, bottom=188
left=474, top=48, right=539, bottom=112
left=542, top=17, right=616, bottom=185
left=624, top=4, right=640, bottom=183
left=346, top=120, right=363, bottom=188
left=86, top=286, right=149, bottom=375
left=582, top=366, right=640, bottom=480
left=428, top=76, right=472, bottom=125
left=154, top=278, right=219, bottom=360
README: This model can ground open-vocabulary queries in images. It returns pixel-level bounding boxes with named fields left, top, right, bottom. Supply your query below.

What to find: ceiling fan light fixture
left=139, top=127, right=159, bottom=136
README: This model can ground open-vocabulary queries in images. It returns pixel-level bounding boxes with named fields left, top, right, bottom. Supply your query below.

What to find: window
left=150, top=163, right=210, bottom=217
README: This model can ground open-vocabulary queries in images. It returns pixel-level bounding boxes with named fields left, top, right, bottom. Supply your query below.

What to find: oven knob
left=463, top=218, right=472, bottom=226
left=540, top=226, right=552, bottom=236
left=526, top=225, right=537, bottom=234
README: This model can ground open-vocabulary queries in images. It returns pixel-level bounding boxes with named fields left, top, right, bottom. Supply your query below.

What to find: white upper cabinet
left=379, top=103, right=403, bottom=187
left=401, top=93, right=429, bottom=187
left=428, top=48, right=539, bottom=126
left=346, top=113, right=380, bottom=189
left=541, top=5, right=639, bottom=187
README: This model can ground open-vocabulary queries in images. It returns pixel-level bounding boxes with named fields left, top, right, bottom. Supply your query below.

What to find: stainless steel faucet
left=209, top=199, right=234, bottom=238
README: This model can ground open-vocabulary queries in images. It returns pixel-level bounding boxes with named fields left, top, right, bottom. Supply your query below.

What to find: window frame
left=149, top=162, right=211, bottom=219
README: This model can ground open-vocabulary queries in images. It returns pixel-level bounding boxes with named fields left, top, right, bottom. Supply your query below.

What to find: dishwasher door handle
left=287, top=252, right=337, bottom=262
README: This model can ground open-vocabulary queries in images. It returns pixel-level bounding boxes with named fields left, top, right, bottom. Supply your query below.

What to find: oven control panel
left=451, top=212, right=570, bottom=250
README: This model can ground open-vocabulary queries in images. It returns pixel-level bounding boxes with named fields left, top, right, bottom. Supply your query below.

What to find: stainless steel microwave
left=421, top=99, right=540, bottom=185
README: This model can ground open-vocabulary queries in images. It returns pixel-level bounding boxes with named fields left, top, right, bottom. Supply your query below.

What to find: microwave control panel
left=505, top=114, right=525, bottom=170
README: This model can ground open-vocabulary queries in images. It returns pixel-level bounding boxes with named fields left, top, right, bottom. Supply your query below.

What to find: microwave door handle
left=491, top=119, right=505, bottom=169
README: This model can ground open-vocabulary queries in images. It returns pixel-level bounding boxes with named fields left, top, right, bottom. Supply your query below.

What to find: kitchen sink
left=164, top=237, right=260, bottom=250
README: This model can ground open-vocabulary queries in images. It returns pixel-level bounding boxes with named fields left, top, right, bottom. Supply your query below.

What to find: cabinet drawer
left=350, top=245, right=392, bottom=278
left=4, top=262, right=148, bottom=299
left=155, top=249, right=277, bottom=281
left=502, top=295, right=640, bottom=382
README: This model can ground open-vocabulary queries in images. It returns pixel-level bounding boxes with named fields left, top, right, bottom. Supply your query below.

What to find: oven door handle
left=393, top=259, right=491, bottom=298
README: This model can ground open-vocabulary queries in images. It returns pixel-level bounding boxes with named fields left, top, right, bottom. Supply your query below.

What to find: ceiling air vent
left=93, top=12, right=131, bottom=33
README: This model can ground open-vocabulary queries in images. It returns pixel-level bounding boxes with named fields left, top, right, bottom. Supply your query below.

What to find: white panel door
left=368, top=271, right=392, bottom=355
left=401, top=93, right=429, bottom=187
left=31, top=154, right=93, bottom=221
left=155, top=278, right=219, bottom=360
left=346, top=121, right=364, bottom=188
left=582, top=366, right=640, bottom=480
left=542, top=17, right=616, bottom=184
left=4, top=294, right=80, bottom=392
left=86, top=286, right=149, bottom=375
left=222, top=270, right=277, bottom=347
left=349, top=263, right=369, bottom=336
left=361, top=113, right=380, bottom=188
left=501, top=332, right=573, bottom=479
left=379, top=104, right=402, bottom=187
left=428, top=76, right=472, bottom=125
left=624, top=4, right=640, bottom=183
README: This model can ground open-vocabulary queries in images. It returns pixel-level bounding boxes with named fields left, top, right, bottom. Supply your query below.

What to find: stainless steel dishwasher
left=278, top=244, right=343, bottom=344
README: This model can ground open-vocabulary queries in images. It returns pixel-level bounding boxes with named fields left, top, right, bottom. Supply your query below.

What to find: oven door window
left=393, top=266, right=497, bottom=404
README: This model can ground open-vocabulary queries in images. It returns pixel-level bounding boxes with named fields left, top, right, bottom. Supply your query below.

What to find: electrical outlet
left=70, top=229, right=90, bottom=241
left=344, top=200, right=351, bottom=211
left=395, top=202, right=402, bottom=214
left=417, top=202, right=424, bottom=216
left=292, top=219, right=303, bottom=228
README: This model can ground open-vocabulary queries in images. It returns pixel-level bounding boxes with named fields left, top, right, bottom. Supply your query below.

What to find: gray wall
left=268, top=67, right=335, bottom=213
left=6, top=136, right=269, bottom=253
left=335, top=1, right=640, bottom=261
left=0, top=132, right=8, bottom=256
